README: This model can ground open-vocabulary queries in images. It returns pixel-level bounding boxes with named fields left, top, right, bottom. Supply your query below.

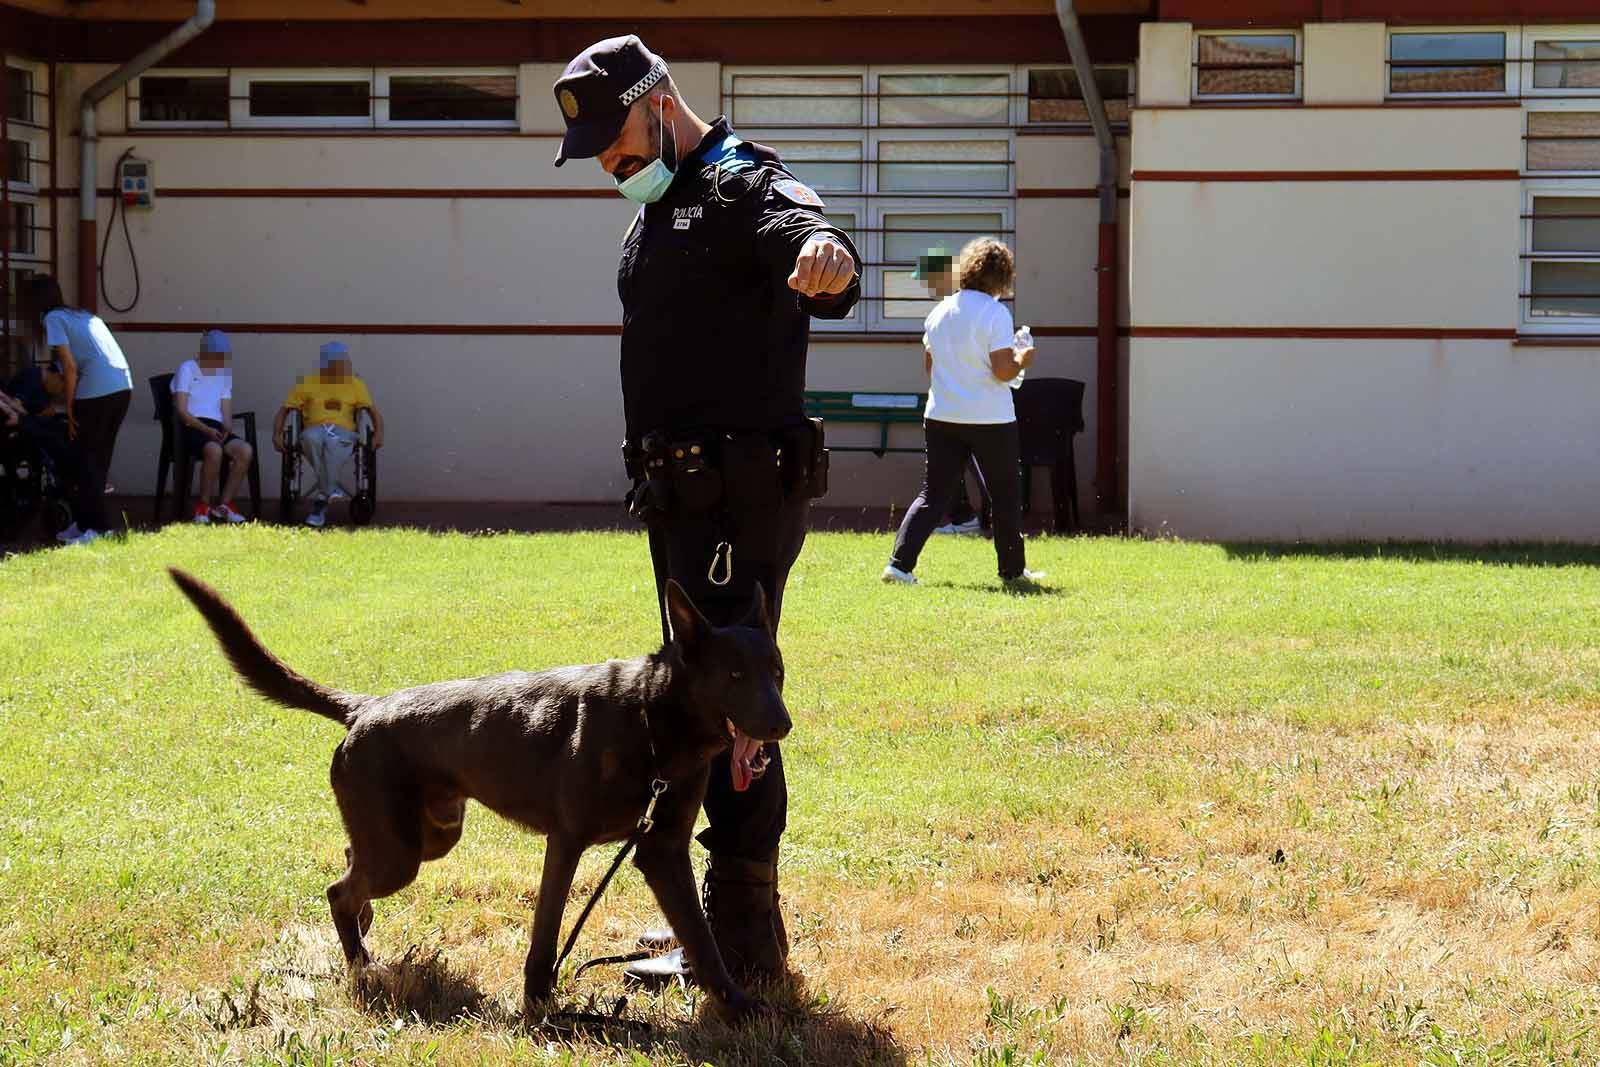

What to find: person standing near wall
left=882, top=238, right=1043, bottom=586
left=24, top=275, right=133, bottom=543
left=552, top=34, right=859, bottom=990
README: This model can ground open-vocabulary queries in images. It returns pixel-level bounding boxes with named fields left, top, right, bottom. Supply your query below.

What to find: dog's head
left=663, top=579, right=791, bottom=747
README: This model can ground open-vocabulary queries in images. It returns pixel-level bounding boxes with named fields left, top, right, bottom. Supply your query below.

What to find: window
left=878, top=207, right=1009, bottom=325
left=1523, top=30, right=1600, bottom=96
left=1388, top=31, right=1508, bottom=96
left=235, top=70, right=371, bottom=126
left=1192, top=32, right=1300, bottom=101
left=133, top=67, right=520, bottom=129
left=1521, top=31, right=1600, bottom=333
left=133, top=72, right=228, bottom=126
left=4, top=203, right=34, bottom=257
left=5, top=63, right=33, bottom=124
left=725, top=65, right=1019, bottom=331
left=878, top=73, right=1010, bottom=126
left=1027, top=66, right=1134, bottom=124
left=1524, top=192, right=1600, bottom=325
left=1526, top=109, right=1600, bottom=172
left=377, top=70, right=518, bottom=126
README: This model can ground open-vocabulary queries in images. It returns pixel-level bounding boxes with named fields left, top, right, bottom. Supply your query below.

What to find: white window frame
left=870, top=65, right=1015, bottom=129
left=1385, top=26, right=1517, bottom=100
left=4, top=57, right=45, bottom=128
left=870, top=200, right=1013, bottom=332
left=1521, top=181, right=1600, bottom=334
left=1191, top=30, right=1303, bottom=103
left=230, top=68, right=374, bottom=129
left=374, top=67, right=519, bottom=129
left=721, top=66, right=866, bottom=130
left=1020, top=63, right=1137, bottom=127
left=3, top=60, right=46, bottom=267
left=129, top=68, right=230, bottom=130
left=724, top=63, right=1020, bottom=334
left=1521, top=25, right=1600, bottom=99
left=4, top=125, right=45, bottom=195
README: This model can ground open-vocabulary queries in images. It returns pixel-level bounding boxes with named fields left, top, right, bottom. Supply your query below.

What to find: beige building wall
left=44, top=58, right=1112, bottom=514
left=1127, top=23, right=1600, bottom=542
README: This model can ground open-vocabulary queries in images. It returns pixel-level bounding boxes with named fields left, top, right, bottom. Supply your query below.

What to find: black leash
left=552, top=776, right=669, bottom=982
left=552, top=703, right=671, bottom=988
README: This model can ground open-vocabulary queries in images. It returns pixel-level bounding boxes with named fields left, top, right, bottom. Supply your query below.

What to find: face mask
left=615, top=96, right=677, bottom=204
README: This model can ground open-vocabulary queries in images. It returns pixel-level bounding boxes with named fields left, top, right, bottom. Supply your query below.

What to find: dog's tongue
left=731, top=732, right=764, bottom=793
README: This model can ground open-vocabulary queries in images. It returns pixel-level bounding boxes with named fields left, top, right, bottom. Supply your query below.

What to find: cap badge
left=559, top=89, right=580, bottom=119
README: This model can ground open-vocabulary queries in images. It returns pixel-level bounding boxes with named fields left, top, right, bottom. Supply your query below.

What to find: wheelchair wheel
left=44, top=498, right=73, bottom=539
left=279, top=438, right=302, bottom=524
left=350, top=441, right=377, bottom=527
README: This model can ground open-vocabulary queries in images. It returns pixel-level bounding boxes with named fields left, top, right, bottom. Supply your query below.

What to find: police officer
left=552, top=36, right=859, bottom=986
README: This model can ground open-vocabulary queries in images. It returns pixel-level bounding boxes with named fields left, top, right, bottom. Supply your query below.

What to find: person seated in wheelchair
left=172, top=330, right=254, bottom=525
left=0, top=360, right=105, bottom=544
left=271, top=341, right=384, bottom=528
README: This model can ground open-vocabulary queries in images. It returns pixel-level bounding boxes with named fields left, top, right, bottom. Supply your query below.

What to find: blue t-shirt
left=44, top=308, right=133, bottom=400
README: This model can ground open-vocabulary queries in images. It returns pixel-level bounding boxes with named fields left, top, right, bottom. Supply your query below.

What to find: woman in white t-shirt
left=172, top=329, right=254, bottom=524
left=883, top=237, right=1040, bottom=585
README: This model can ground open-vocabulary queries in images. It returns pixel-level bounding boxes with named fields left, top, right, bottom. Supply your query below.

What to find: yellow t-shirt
left=285, top=374, right=374, bottom=432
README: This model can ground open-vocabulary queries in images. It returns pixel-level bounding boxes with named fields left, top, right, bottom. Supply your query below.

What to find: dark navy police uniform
left=620, top=118, right=860, bottom=860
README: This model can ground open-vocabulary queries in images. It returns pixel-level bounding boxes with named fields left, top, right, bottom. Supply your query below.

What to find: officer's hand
left=788, top=236, right=856, bottom=299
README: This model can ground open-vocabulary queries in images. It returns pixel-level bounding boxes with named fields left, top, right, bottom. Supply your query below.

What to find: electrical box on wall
left=118, top=156, right=154, bottom=209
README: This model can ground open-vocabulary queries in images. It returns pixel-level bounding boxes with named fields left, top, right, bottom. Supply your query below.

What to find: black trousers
left=891, top=418, right=1026, bottom=579
left=644, top=448, right=809, bottom=863
left=73, top=389, right=131, bottom=527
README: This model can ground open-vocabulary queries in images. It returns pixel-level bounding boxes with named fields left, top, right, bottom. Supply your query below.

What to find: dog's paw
left=712, top=986, right=768, bottom=1025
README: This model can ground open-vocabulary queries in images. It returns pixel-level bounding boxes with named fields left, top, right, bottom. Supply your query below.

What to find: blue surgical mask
left=615, top=96, right=677, bottom=204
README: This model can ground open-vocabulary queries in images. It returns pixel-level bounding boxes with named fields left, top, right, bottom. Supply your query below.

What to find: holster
left=622, top=418, right=828, bottom=523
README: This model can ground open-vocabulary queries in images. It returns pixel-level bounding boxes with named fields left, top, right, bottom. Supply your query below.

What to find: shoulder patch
left=770, top=178, right=825, bottom=208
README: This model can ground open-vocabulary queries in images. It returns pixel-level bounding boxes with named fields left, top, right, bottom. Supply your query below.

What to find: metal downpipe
left=1055, top=0, right=1123, bottom=519
left=78, top=0, right=215, bottom=310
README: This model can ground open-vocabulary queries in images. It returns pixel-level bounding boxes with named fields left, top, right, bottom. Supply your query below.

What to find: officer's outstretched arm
left=753, top=173, right=862, bottom=320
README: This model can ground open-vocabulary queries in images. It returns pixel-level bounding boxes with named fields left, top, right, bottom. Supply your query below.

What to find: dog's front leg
left=523, top=833, right=582, bottom=1013
left=633, top=838, right=758, bottom=1021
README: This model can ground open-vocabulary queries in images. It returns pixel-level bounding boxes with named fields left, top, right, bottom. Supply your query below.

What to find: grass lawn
left=3, top=526, right=1600, bottom=1066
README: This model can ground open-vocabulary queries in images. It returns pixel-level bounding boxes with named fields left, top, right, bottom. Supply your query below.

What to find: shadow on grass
left=346, top=948, right=905, bottom=1066
left=1220, top=542, right=1600, bottom=569
left=923, top=578, right=1066, bottom=597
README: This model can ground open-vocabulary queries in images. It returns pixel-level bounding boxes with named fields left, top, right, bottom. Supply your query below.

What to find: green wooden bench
left=804, top=390, right=926, bottom=458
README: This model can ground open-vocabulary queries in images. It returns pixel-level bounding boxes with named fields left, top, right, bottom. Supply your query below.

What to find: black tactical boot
left=704, top=852, right=784, bottom=981
left=624, top=851, right=787, bottom=986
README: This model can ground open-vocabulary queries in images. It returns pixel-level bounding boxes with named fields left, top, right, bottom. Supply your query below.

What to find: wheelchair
left=0, top=422, right=74, bottom=543
left=278, top=409, right=377, bottom=526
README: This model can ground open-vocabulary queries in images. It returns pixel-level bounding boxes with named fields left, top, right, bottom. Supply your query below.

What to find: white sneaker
left=65, top=529, right=102, bottom=546
left=306, top=505, right=327, bottom=528
left=54, top=522, right=82, bottom=543
left=881, top=564, right=918, bottom=585
left=1004, top=568, right=1047, bottom=585
left=933, top=517, right=982, bottom=536
left=328, top=487, right=349, bottom=503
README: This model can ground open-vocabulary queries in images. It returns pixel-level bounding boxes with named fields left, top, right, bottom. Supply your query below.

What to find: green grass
left=3, top=527, right=1600, bottom=1065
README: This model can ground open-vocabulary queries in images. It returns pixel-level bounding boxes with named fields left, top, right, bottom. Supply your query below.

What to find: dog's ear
left=664, top=580, right=708, bottom=649
left=742, top=583, right=773, bottom=638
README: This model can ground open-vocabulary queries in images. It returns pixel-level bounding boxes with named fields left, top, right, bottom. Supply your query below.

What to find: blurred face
left=198, top=348, right=229, bottom=369
left=596, top=95, right=670, bottom=180
left=321, top=359, right=353, bottom=382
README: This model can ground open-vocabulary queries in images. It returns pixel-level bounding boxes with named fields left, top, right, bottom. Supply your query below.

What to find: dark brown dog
left=167, top=567, right=790, bottom=1020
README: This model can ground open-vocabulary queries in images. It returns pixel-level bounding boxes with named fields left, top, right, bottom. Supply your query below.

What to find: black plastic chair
left=150, top=372, right=262, bottom=522
left=1013, top=377, right=1085, bottom=533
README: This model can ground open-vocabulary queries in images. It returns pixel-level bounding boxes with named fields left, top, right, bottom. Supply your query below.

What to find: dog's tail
left=168, top=567, right=363, bottom=728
